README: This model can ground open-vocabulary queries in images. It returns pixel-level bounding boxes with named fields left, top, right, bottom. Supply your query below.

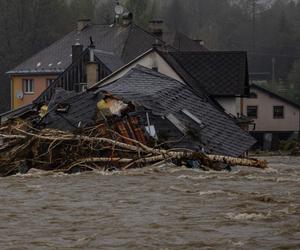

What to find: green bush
left=279, top=139, right=298, bottom=152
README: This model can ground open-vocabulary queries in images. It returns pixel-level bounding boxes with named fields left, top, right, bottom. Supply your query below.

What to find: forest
left=0, top=0, right=300, bottom=112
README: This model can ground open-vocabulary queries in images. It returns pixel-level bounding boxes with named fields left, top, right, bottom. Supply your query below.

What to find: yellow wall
left=11, top=75, right=58, bottom=109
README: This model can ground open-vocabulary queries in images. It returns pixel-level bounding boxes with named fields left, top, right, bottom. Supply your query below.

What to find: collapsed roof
left=2, top=65, right=255, bottom=156
left=96, top=66, right=255, bottom=156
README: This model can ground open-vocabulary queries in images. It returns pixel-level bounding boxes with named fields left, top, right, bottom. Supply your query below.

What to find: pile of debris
left=0, top=117, right=267, bottom=177
left=0, top=67, right=270, bottom=176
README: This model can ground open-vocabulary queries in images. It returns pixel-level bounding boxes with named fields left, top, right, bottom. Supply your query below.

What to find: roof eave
left=7, top=70, right=64, bottom=76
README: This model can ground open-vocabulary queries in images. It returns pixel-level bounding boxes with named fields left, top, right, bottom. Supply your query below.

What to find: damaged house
left=92, top=47, right=250, bottom=119
left=37, top=65, right=255, bottom=157
left=0, top=3, right=257, bottom=162
left=1, top=40, right=256, bottom=158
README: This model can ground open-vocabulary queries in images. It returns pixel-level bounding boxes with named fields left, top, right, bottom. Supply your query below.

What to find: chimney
left=72, top=43, right=83, bottom=62
left=77, top=18, right=91, bottom=32
left=149, top=20, right=163, bottom=38
left=86, top=39, right=98, bottom=88
left=122, top=12, right=133, bottom=26
left=193, top=39, right=205, bottom=46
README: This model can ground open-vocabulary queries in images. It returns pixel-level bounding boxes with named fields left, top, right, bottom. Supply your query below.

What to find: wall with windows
left=243, top=88, right=300, bottom=132
left=11, top=75, right=58, bottom=109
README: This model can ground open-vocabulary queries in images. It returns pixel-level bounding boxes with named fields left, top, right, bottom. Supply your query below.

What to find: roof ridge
left=251, top=84, right=300, bottom=109
left=132, top=65, right=187, bottom=85
left=158, top=51, right=210, bottom=94
left=131, top=23, right=166, bottom=45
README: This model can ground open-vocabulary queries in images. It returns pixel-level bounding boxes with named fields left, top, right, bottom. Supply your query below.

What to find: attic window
left=36, top=62, right=41, bottom=67
left=57, top=61, right=62, bottom=65
left=250, top=92, right=257, bottom=98
left=48, top=63, right=53, bottom=67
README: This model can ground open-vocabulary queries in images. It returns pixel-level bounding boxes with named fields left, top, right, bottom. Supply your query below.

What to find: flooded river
left=0, top=156, right=299, bottom=249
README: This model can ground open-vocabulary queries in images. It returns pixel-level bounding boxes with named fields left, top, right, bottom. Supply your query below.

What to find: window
left=249, top=92, right=257, bottom=98
left=46, top=79, right=55, bottom=88
left=273, top=106, right=284, bottom=119
left=247, top=106, right=258, bottom=118
left=22, top=79, right=34, bottom=94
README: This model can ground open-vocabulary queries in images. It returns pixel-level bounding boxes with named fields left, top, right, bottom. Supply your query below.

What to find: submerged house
left=244, top=84, right=300, bottom=150
left=7, top=16, right=205, bottom=110
left=41, top=66, right=255, bottom=157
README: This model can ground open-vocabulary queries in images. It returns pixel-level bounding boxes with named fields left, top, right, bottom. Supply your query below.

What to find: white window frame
left=23, top=79, right=34, bottom=94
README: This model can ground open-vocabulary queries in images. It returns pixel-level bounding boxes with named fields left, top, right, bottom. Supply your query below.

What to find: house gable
left=244, top=85, right=300, bottom=132
left=96, top=49, right=185, bottom=87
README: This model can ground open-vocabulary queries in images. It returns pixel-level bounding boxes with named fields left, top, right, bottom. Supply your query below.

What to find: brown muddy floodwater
left=0, top=156, right=299, bottom=250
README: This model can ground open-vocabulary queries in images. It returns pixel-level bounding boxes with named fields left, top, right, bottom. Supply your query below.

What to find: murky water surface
left=0, top=156, right=299, bottom=249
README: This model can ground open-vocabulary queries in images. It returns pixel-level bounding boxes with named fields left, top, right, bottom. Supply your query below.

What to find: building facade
left=243, top=84, right=300, bottom=150
left=7, top=18, right=205, bottom=110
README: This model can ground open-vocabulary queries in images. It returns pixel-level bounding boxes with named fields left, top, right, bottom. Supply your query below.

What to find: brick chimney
left=86, top=41, right=98, bottom=88
left=77, top=18, right=91, bottom=32
left=72, top=43, right=83, bottom=62
left=149, top=20, right=163, bottom=38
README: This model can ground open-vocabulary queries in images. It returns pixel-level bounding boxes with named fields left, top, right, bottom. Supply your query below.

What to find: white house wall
left=215, top=97, right=240, bottom=116
left=243, top=88, right=300, bottom=132
left=102, top=51, right=184, bottom=85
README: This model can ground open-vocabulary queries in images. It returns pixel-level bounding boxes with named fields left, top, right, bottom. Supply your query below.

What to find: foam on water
left=225, top=211, right=272, bottom=221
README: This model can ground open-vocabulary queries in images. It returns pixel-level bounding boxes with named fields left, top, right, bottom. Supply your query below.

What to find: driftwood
left=0, top=120, right=268, bottom=177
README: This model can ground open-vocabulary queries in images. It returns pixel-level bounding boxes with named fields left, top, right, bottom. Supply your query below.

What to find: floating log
left=0, top=120, right=268, bottom=177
